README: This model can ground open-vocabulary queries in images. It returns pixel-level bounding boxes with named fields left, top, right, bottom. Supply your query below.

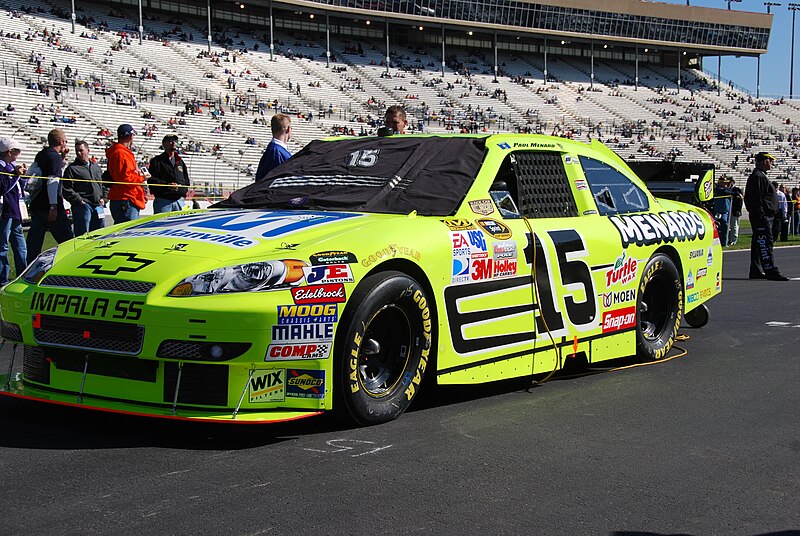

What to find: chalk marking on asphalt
left=161, top=469, right=191, bottom=477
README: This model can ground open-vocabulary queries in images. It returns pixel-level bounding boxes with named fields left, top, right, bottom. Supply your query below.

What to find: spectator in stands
left=107, top=124, right=147, bottom=223
left=62, top=140, right=107, bottom=236
left=745, top=153, right=788, bottom=281
left=384, top=105, right=408, bottom=134
left=149, top=134, right=189, bottom=214
left=255, top=114, right=291, bottom=181
left=27, top=128, right=74, bottom=263
left=0, top=137, right=27, bottom=285
left=728, top=178, right=743, bottom=246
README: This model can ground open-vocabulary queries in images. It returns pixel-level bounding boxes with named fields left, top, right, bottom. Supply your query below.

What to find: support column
left=207, top=0, right=212, bottom=54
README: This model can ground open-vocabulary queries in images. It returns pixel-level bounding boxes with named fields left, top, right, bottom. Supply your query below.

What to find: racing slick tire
left=335, top=271, right=432, bottom=426
left=636, top=254, right=683, bottom=361
left=685, top=303, right=709, bottom=328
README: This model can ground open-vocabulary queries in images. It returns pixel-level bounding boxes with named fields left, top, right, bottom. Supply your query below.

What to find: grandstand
left=0, top=0, right=797, bottom=199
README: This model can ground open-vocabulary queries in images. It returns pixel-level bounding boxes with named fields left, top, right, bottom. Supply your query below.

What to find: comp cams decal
left=609, top=210, right=705, bottom=248
left=249, top=370, right=285, bottom=402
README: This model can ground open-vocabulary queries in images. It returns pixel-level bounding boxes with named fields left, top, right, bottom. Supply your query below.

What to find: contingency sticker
left=286, top=369, right=325, bottom=399
left=468, top=199, right=494, bottom=215
left=249, top=369, right=286, bottom=403
left=451, top=230, right=489, bottom=284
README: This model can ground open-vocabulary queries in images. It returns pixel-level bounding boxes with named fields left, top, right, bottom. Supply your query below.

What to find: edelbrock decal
left=609, top=210, right=706, bottom=248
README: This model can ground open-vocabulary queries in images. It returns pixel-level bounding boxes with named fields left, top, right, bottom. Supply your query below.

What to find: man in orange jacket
left=107, top=124, right=147, bottom=223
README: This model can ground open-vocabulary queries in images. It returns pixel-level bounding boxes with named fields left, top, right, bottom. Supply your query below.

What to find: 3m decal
left=686, top=269, right=695, bottom=290
left=609, top=210, right=706, bottom=248
left=475, top=218, right=512, bottom=240
left=291, top=284, right=346, bottom=304
left=30, top=293, right=143, bottom=320
left=468, top=199, right=494, bottom=215
left=267, top=343, right=331, bottom=361
left=287, top=369, right=326, bottom=398
left=602, top=306, right=636, bottom=333
left=77, top=252, right=154, bottom=276
left=310, top=251, right=357, bottom=265
left=107, top=210, right=361, bottom=249
left=442, top=219, right=475, bottom=231
left=302, top=264, right=354, bottom=284
left=601, top=289, right=636, bottom=308
left=606, top=252, right=638, bottom=288
left=271, top=323, right=334, bottom=343
left=277, top=304, right=338, bottom=324
left=249, top=370, right=285, bottom=402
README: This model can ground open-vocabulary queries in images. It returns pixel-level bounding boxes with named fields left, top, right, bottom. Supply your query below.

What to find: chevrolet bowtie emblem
left=78, top=253, right=155, bottom=276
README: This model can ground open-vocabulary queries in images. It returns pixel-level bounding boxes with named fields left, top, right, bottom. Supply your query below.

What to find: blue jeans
left=26, top=208, right=74, bottom=264
left=72, top=202, right=106, bottom=236
left=153, top=197, right=185, bottom=214
left=0, top=216, right=27, bottom=284
left=110, top=200, right=140, bottom=224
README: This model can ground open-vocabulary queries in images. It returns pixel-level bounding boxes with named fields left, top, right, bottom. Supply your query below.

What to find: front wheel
left=335, top=271, right=433, bottom=426
left=636, top=254, right=683, bottom=360
left=685, top=304, right=709, bottom=328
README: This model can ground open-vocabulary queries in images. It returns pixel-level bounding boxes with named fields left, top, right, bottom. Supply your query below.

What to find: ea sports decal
left=451, top=230, right=489, bottom=284
left=468, top=199, right=494, bottom=215
left=475, top=218, right=512, bottom=240
left=249, top=369, right=285, bottom=402
left=609, top=210, right=706, bottom=248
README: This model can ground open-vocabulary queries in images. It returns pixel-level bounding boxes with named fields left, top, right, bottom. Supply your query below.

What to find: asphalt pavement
left=1, top=247, right=799, bottom=536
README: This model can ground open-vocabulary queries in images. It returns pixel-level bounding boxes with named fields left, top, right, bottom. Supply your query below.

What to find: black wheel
left=685, top=303, right=709, bottom=328
left=636, top=254, right=683, bottom=360
left=335, top=271, right=433, bottom=426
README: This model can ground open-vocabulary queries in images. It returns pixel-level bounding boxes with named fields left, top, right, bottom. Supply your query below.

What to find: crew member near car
left=107, top=123, right=147, bottom=223
left=254, top=114, right=291, bottom=181
left=744, top=152, right=789, bottom=281
left=62, top=140, right=108, bottom=236
left=149, top=134, right=189, bottom=213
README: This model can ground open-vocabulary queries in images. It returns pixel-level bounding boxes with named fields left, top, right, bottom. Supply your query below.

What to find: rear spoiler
left=626, top=161, right=715, bottom=205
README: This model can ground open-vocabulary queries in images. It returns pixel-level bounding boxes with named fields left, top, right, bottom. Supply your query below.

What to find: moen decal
left=267, top=343, right=331, bottom=361
left=249, top=369, right=285, bottom=402
left=30, top=292, right=143, bottom=320
left=310, top=251, right=357, bottom=265
left=606, top=252, right=638, bottom=288
left=271, top=323, right=334, bottom=343
left=105, top=210, right=362, bottom=249
left=609, top=210, right=706, bottom=248
left=291, top=284, right=346, bottom=304
left=77, top=252, right=154, bottom=276
left=302, top=264, right=354, bottom=284
left=468, top=199, right=494, bottom=215
left=602, top=289, right=636, bottom=308
left=475, top=218, right=512, bottom=240
left=602, top=306, right=636, bottom=333
left=441, top=219, right=475, bottom=231
left=287, top=369, right=325, bottom=398
left=277, top=304, right=338, bottom=325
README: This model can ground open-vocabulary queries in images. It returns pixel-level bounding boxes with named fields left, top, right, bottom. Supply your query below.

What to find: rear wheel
left=636, top=254, right=683, bottom=360
left=335, top=271, right=432, bottom=426
left=685, top=304, right=709, bottom=328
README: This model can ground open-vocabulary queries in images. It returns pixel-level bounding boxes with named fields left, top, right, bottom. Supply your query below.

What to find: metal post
left=71, top=0, right=76, bottom=34
left=757, top=55, right=761, bottom=98
left=269, top=0, right=274, bottom=61
left=493, top=32, right=498, bottom=83
left=326, top=12, right=331, bottom=68
left=207, top=0, right=212, bottom=54
left=792, top=5, right=800, bottom=98
left=385, top=19, right=390, bottom=75
left=590, top=41, right=594, bottom=90
left=717, top=55, right=721, bottom=97
left=138, top=0, right=143, bottom=45
left=677, top=51, right=681, bottom=93
left=441, top=26, right=445, bottom=77
left=233, top=369, right=256, bottom=419
left=635, top=44, right=639, bottom=91
left=543, top=36, right=547, bottom=83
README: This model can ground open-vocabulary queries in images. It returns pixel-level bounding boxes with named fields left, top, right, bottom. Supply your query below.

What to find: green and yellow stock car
left=0, top=134, right=721, bottom=425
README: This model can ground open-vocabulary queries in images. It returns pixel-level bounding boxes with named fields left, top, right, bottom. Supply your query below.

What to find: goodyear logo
left=277, top=304, right=338, bottom=325
left=286, top=369, right=325, bottom=399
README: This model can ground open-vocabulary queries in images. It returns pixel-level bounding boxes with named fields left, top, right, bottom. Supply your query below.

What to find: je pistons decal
left=78, top=252, right=154, bottom=276
left=302, top=264, right=354, bottom=284
left=609, top=210, right=705, bottom=248
left=310, top=251, right=357, bottom=265
left=287, top=369, right=325, bottom=398
left=249, top=370, right=285, bottom=402
left=475, top=218, right=512, bottom=240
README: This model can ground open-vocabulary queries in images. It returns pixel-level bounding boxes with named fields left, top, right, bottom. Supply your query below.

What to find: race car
left=0, top=134, right=721, bottom=426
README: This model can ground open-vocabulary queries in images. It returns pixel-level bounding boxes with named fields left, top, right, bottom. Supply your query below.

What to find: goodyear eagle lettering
left=609, top=210, right=706, bottom=248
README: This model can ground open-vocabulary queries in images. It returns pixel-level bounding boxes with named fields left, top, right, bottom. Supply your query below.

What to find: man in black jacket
left=63, top=140, right=108, bottom=236
left=149, top=134, right=190, bottom=213
left=744, top=152, right=788, bottom=281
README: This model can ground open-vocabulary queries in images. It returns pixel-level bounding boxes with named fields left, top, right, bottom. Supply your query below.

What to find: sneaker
left=749, top=272, right=767, bottom=279
left=765, top=271, right=790, bottom=281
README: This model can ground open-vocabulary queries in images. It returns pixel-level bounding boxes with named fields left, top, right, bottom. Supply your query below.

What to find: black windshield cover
left=215, top=136, right=487, bottom=216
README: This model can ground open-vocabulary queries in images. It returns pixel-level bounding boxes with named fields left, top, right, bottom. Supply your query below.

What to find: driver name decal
left=609, top=210, right=706, bottom=248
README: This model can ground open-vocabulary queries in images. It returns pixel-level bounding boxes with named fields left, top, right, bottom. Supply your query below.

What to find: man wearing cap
left=0, top=137, right=27, bottom=285
left=107, top=123, right=147, bottom=223
left=63, top=140, right=108, bottom=236
left=744, top=152, right=789, bottom=281
left=255, top=114, right=292, bottom=181
left=27, top=128, right=74, bottom=264
left=149, top=134, right=190, bottom=213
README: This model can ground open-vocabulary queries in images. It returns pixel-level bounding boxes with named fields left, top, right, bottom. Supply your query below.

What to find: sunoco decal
left=286, top=369, right=325, bottom=398
left=103, top=210, right=361, bottom=249
left=249, top=370, right=285, bottom=402
left=609, top=210, right=705, bottom=248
